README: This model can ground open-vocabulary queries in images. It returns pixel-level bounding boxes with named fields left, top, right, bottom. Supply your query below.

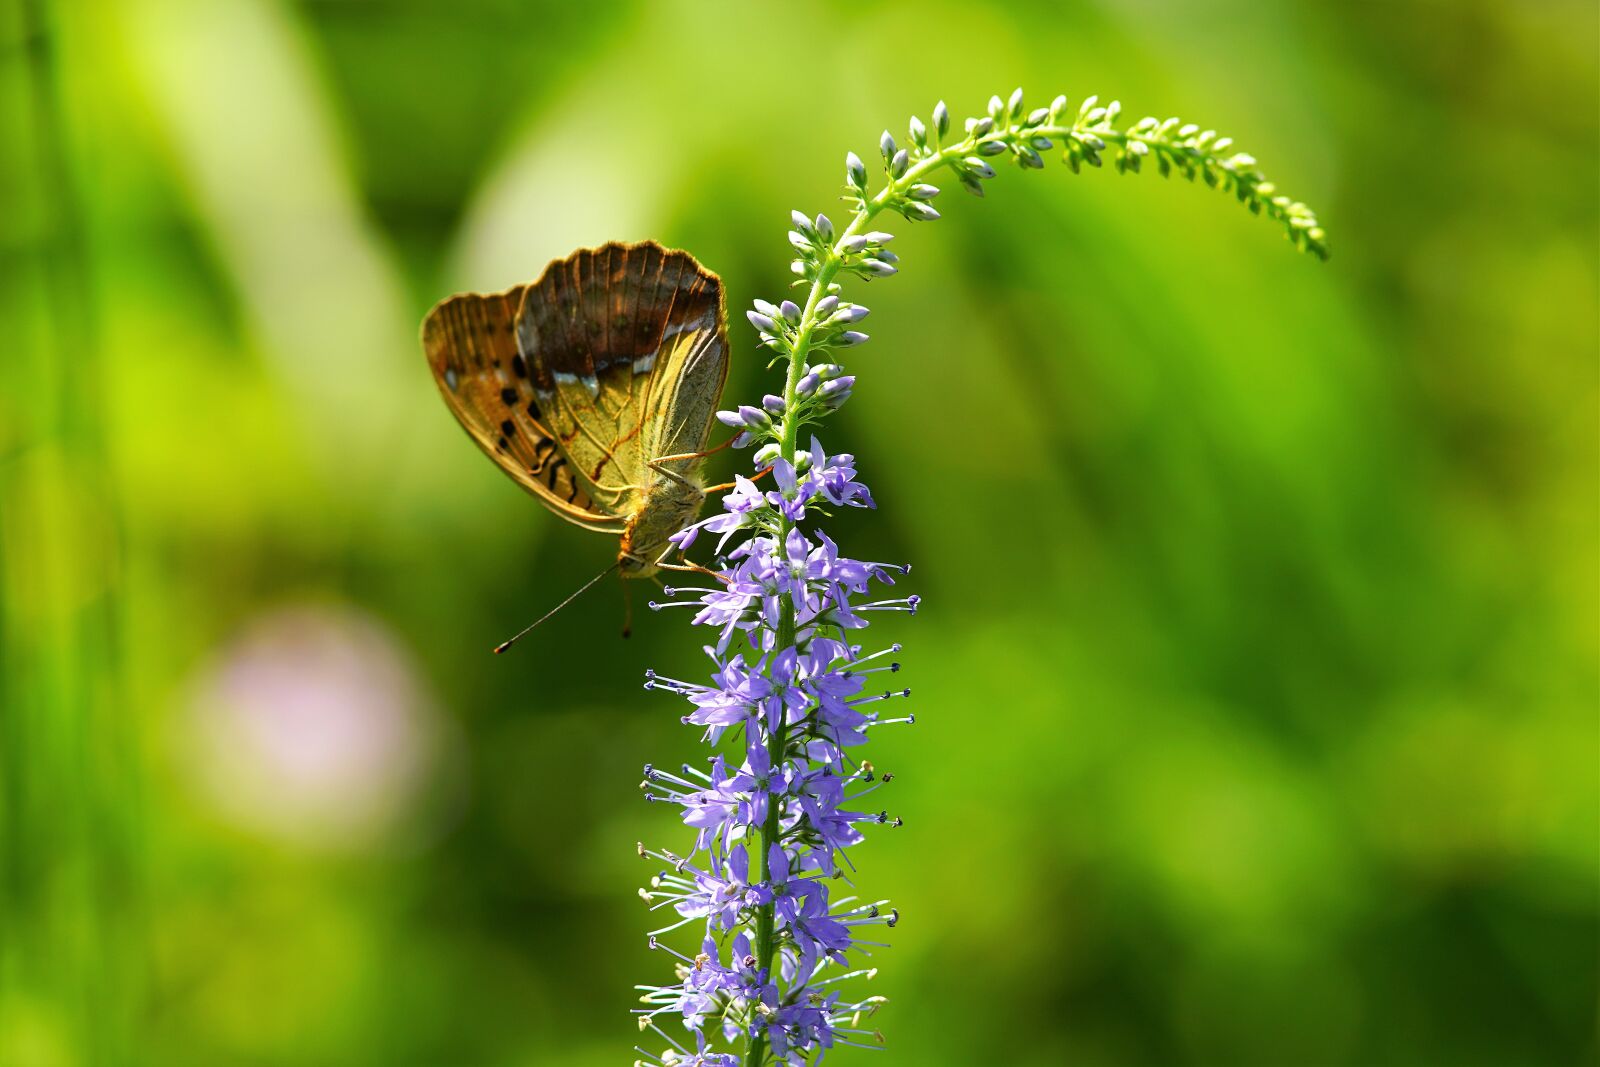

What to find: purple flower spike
left=639, top=331, right=915, bottom=1061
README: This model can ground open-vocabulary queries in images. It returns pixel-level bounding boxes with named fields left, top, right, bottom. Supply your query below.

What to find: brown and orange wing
left=515, top=242, right=726, bottom=514
left=422, top=286, right=625, bottom=533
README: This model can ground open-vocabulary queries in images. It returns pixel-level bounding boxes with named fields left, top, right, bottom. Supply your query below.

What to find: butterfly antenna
left=621, top=577, right=634, bottom=640
left=493, top=559, right=623, bottom=654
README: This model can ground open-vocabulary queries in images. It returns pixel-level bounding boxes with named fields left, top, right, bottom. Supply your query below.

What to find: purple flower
left=639, top=192, right=920, bottom=1067
left=809, top=436, right=875, bottom=509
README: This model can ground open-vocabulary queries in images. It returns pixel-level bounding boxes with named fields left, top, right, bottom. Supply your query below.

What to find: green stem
left=740, top=121, right=1026, bottom=1067
left=739, top=107, right=1321, bottom=1065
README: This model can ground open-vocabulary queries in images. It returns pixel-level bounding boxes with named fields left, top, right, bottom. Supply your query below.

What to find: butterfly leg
left=653, top=431, right=742, bottom=467
left=649, top=429, right=743, bottom=471
left=647, top=457, right=700, bottom=493
left=701, top=467, right=772, bottom=494
left=652, top=542, right=729, bottom=583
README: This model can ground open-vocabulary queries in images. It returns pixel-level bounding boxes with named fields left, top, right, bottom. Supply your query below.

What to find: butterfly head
left=618, top=473, right=708, bottom=578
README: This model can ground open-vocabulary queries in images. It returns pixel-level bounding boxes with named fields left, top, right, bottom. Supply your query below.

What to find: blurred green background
left=2, top=0, right=1595, bottom=1064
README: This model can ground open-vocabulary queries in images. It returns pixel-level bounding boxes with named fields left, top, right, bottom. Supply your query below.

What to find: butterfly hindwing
left=421, top=286, right=623, bottom=532
left=517, top=242, right=727, bottom=511
left=643, top=268, right=728, bottom=469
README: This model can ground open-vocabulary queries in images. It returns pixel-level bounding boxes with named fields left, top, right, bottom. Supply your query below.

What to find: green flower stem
left=742, top=96, right=1324, bottom=1066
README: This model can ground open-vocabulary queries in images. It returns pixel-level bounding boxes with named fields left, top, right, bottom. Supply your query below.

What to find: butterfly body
left=423, top=242, right=728, bottom=580
left=619, top=475, right=706, bottom=577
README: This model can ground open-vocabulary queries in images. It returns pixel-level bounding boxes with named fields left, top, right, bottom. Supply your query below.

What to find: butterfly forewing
left=421, top=286, right=622, bottom=532
left=423, top=241, right=728, bottom=581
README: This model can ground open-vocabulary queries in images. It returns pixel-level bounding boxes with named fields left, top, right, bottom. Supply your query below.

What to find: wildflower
left=635, top=87, right=1325, bottom=1065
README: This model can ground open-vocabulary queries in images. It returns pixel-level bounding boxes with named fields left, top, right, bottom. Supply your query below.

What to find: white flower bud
left=845, top=151, right=867, bottom=190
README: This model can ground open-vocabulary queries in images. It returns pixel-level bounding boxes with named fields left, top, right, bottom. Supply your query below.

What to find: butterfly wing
left=516, top=242, right=727, bottom=508
left=422, top=286, right=625, bottom=533
left=642, top=267, right=729, bottom=470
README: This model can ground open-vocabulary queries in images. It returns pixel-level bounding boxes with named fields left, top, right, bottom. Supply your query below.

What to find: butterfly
left=422, top=241, right=730, bottom=639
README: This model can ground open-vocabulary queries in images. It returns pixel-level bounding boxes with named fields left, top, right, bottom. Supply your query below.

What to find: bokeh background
left=3, top=0, right=1596, bottom=1064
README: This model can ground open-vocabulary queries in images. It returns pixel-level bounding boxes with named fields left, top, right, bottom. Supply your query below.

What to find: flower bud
left=987, top=95, right=1005, bottom=119
left=752, top=298, right=780, bottom=316
left=815, top=213, right=834, bottom=242
left=779, top=300, right=802, bottom=323
left=845, top=151, right=867, bottom=190
left=746, top=310, right=778, bottom=333
left=787, top=230, right=812, bottom=251
left=795, top=371, right=821, bottom=397
left=716, top=409, right=745, bottom=428
left=908, top=183, right=940, bottom=201
left=820, top=376, right=856, bottom=408
left=1008, top=86, right=1025, bottom=118
left=839, top=234, right=870, bottom=255
left=967, top=116, right=994, bottom=137
left=904, top=202, right=941, bottom=221
left=977, top=139, right=1006, bottom=156
left=858, top=258, right=898, bottom=277
left=790, top=209, right=812, bottom=232
left=963, top=157, right=996, bottom=179
left=838, top=331, right=869, bottom=347
left=863, top=231, right=895, bottom=245
left=933, top=100, right=950, bottom=138
left=908, top=115, right=927, bottom=148
left=890, top=148, right=909, bottom=178
left=761, top=393, right=786, bottom=414
left=815, top=295, right=840, bottom=317
left=879, top=130, right=897, bottom=161
left=736, top=404, right=771, bottom=430
left=752, top=442, right=783, bottom=468
left=828, top=304, right=868, bottom=324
